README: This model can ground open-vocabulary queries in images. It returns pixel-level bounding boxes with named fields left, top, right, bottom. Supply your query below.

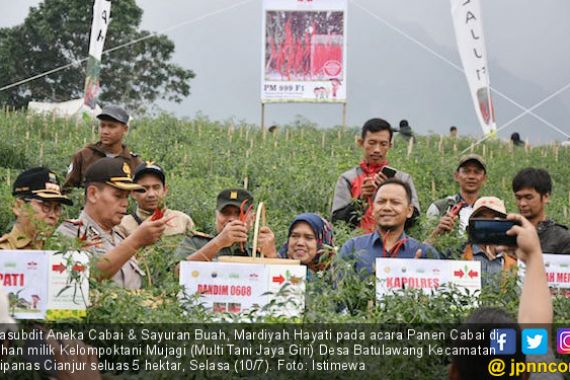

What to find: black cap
left=216, top=189, right=253, bottom=212
left=85, top=158, right=145, bottom=192
left=13, top=167, right=72, bottom=205
left=133, top=161, right=166, bottom=185
left=97, top=105, right=129, bottom=125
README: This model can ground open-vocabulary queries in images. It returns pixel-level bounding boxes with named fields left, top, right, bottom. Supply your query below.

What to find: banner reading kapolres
left=261, top=0, right=347, bottom=103
left=451, top=0, right=496, bottom=136
left=83, top=0, right=112, bottom=110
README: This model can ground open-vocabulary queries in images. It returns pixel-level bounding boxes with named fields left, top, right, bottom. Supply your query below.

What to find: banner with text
left=376, top=258, right=481, bottom=299
left=261, top=0, right=347, bottom=103
left=0, top=250, right=90, bottom=320
left=451, top=0, right=496, bottom=135
left=180, top=262, right=306, bottom=317
left=519, top=253, right=570, bottom=296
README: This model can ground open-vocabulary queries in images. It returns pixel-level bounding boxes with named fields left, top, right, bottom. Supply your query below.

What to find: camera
left=467, top=218, right=520, bottom=246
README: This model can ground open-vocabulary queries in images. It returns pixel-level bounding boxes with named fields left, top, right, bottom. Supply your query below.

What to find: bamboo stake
left=6, top=169, right=10, bottom=186
left=431, top=178, right=436, bottom=200
left=482, top=144, right=486, bottom=157
left=407, top=137, right=414, bottom=159
left=243, top=176, right=249, bottom=190
left=321, top=132, right=326, bottom=149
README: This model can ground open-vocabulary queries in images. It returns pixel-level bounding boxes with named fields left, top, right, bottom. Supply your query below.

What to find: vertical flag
left=83, top=0, right=112, bottom=110
left=451, top=0, right=496, bottom=136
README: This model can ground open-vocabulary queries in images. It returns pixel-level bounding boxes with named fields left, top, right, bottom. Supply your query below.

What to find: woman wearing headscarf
left=279, top=213, right=335, bottom=275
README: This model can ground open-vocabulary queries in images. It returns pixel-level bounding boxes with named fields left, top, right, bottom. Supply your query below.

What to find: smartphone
left=381, top=166, right=397, bottom=178
left=467, top=218, right=521, bottom=246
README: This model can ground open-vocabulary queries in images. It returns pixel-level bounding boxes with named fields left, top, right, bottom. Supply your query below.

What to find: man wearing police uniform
left=57, top=158, right=167, bottom=289
left=118, top=161, right=194, bottom=237
left=175, top=189, right=277, bottom=262
left=63, top=104, right=142, bottom=190
left=0, top=167, right=73, bottom=250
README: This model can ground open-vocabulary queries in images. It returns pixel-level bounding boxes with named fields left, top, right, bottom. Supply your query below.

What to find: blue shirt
left=338, top=231, right=440, bottom=276
left=471, top=244, right=505, bottom=286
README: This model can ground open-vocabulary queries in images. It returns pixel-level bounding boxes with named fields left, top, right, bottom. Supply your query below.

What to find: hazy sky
left=2, top=0, right=570, bottom=143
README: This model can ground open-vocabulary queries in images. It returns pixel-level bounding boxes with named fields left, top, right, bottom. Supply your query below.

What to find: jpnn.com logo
left=490, top=329, right=516, bottom=355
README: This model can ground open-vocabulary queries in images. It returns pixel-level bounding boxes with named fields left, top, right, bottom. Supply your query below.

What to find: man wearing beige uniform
left=57, top=158, right=167, bottom=289
left=118, top=161, right=194, bottom=237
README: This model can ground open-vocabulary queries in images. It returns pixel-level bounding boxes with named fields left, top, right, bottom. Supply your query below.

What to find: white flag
left=451, top=0, right=496, bottom=135
left=88, top=0, right=112, bottom=60
left=83, top=0, right=112, bottom=110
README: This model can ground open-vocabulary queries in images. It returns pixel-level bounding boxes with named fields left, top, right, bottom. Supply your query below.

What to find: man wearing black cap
left=57, top=158, right=167, bottom=289
left=63, top=104, right=142, bottom=190
left=118, top=161, right=194, bottom=237
left=175, top=189, right=277, bottom=262
left=0, top=167, right=73, bottom=250
left=427, top=153, right=488, bottom=236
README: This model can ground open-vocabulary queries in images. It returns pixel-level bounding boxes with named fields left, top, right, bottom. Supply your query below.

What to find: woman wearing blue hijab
left=279, top=213, right=335, bottom=273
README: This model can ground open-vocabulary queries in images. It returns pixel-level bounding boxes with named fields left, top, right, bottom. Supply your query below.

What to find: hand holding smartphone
left=467, top=218, right=521, bottom=246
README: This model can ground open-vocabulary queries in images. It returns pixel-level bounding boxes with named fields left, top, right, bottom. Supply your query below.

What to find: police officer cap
left=85, top=158, right=145, bottom=193
left=12, top=167, right=73, bottom=205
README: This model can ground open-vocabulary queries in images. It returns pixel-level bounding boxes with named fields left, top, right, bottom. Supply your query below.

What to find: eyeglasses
left=27, top=199, right=62, bottom=215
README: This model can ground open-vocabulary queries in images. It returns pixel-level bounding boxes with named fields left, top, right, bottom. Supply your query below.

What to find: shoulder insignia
left=130, top=152, right=139, bottom=157
left=191, top=230, right=213, bottom=239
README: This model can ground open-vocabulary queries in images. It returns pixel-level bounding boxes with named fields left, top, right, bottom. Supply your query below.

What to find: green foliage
left=0, top=0, right=194, bottom=112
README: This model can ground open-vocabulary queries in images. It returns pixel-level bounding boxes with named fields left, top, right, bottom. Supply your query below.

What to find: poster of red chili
left=0, top=250, right=49, bottom=319
left=261, top=0, right=347, bottom=103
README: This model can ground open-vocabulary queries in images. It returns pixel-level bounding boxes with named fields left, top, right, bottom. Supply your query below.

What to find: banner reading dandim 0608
left=261, top=0, right=347, bottom=103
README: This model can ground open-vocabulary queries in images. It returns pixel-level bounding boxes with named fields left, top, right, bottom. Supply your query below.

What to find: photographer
left=461, top=196, right=517, bottom=286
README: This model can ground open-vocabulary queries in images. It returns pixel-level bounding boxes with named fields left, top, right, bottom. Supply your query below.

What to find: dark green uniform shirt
left=175, top=231, right=251, bottom=261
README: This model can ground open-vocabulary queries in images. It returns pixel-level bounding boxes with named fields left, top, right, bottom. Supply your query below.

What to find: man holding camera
left=461, top=196, right=516, bottom=286
left=331, top=118, right=420, bottom=233
left=512, top=167, right=570, bottom=254
left=427, top=154, right=487, bottom=236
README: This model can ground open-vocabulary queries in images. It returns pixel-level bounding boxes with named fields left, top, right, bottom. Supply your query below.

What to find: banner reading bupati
left=180, top=262, right=306, bottom=317
left=83, top=0, right=112, bottom=110
left=0, top=251, right=90, bottom=320
left=450, top=0, right=496, bottom=136
left=261, top=0, right=347, bottom=103
left=376, top=258, right=481, bottom=299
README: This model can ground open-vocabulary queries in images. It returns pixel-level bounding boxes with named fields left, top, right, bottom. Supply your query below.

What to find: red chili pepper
left=449, top=201, right=467, bottom=218
left=239, top=199, right=253, bottom=223
left=150, top=198, right=166, bottom=221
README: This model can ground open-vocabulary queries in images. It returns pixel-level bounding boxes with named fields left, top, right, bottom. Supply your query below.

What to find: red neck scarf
left=350, top=160, right=388, bottom=233
left=381, top=232, right=408, bottom=258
